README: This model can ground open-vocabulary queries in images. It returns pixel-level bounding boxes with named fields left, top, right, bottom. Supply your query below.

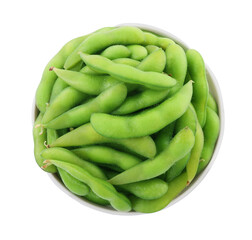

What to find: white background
left=1, top=0, right=252, bottom=239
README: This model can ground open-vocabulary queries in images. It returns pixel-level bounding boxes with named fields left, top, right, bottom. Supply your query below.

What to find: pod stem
left=43, top=141, right=49, bottom=148
left=39, top=126, right=44, bottom=135
left=41, top=162, right=52, bottom=170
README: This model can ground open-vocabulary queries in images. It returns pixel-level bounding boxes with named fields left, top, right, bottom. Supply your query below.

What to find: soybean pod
left=127, top=44, right=148, bottom=60
left=44, top=83, right=127, bottom=129
left=33, top=113, right=57, bottom=173
left=131, top=172, right=188, bottom=213
left=41, top=147, right=107, bottom=180
left=186, top=49, right=209, bottom=127
left=72, top=146, right=141, bottom=171
left=43, top=160, right=132, bottom=212
left=101, top=45, right=131, bottom=59
left=79, top=53, right=176, bottom=90
left=165, top=43, right=187, bottom=96
left=65, top=26, right=145, bottom=69
left=197, top=107, right=220, bottom=174
left=109, top=127, right=195, bottom=185
left=91, top=81, right=193, bottom=139
left=49, top=123, right=156, bottom=159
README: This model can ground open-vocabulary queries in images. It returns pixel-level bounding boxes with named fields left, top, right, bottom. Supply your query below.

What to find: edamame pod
left=41, top=147, right=107, bottom=180
left=127, top=45, right=148, bottom=60
left=35, top=35, right=89, bottom=113
left=43, top=160, right=132, bottom=212
left=33, top=113, right=57, bottom=173
left=112, top=50, right=168, bottom=115
left=91, top=81, right=193, bottom=139
left=72, top=146, right=141, bottom=171
left=207, top=93, right=218, bottom=113
left=131, top=172, right=188, bottom=213
left=41, top=87, right=88, bottom=124
left=49, top=123, right=156, bottom=159
left=186, top=121, right=204, bottom=183
left=65, top=26, right=145, bottom=69
left=80, top=58, right=140, bottom=75
left=143, top=32, right=175, bottom=49
left=79, top=53, right=176, bottom=90
left=187, top=49, right=209, bottom=127
left=112, top=89, right=169, bottom=115
left=46, top=126, right=90, bottom=195
left=165, top=105, right=197, bottom=181
left=50, top=61, right=84, bottom=102
left=137, top=48, right=166, bottom=73
left=58, top=168, right=90, bottom=196
left=197, top=107, right=220, bottom=174
left=44, top=83, right=127, bottom=129
left=84, top=190, right=109, bottom=206
left=52, top=68, right=119, bottom=95
left=101, top=45, right=131, bottom=59
left=109, top=127, right=195, bottom=185
left=118, top=179, right=169, bottom=200
left=165, top=43, right=187, bottom=96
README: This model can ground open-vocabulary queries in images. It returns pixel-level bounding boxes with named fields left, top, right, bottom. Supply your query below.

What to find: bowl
left=32, top=23, right=224, bottom=215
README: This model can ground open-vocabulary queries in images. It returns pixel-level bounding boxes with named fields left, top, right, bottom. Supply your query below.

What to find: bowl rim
left=32, top=23, right=225, bottom=215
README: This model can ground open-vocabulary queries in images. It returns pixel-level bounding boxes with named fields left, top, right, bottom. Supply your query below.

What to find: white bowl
left=32, top=23, right=224, bottom=215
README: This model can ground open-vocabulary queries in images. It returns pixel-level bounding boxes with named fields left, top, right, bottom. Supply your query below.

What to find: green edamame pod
left=49, top=123, right=156, bottom=159
left=137, top=48, right=166, bottom=73
left=79, top=53, right=176, bottom=90
left=112, top=89, right=169, bottom=115
left=33, top=113, right=57, bottom=173
left=186, top=49, right=209, bottom=127
left=109, top=127, right=195, bottom=185
left=35, top=35, right=89, bottom=113
left=46, top=129, right=90, bottom=196
left=145, top=45, right=159, bottom=54
left=65, top=26, right=145, bottom=69
left=118, top=179, right=169, bottom=200
left=58, top=168, right=90, bottom=196
left=155, top=122, right=176, bottom=154
left=50, top=61, right=84, bottom=102
left=143, top=32, right=175, bottom=49
left=197, top=107, right=220, bottom=174
left=165, top=43, right=187, bottom=96
left=41, top=87, right=88, bottom=124
left=41, top=147, right=107, bottom=180
left=43, top=160, right=132, bottom=212
left=44, top=83, right=127, bottom=129
left=131, top=172, right=188, bottom=213
left=72, top=146, right=141, bottom=171
left=91, top=81, right=193, bottom=139
left=112, top=50, right=168, bottom=115
left=101, top=45, right=131, bottom=59
left=186, top=121, right=204, bottom=184
left=207, top=93, right=218, bottom=113
left=165, top=105, right=197, bottom=182
left=80, top=58, right=140, bottom=75
left=84, top=190, right=109, bottom=206
left=127, top=45, right=148, bottom=60
left=52, top=68, right=119, bottom=95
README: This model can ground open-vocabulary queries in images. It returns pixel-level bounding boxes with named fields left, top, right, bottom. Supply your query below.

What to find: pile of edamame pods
left=33, top=26, right=220, bottom=213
